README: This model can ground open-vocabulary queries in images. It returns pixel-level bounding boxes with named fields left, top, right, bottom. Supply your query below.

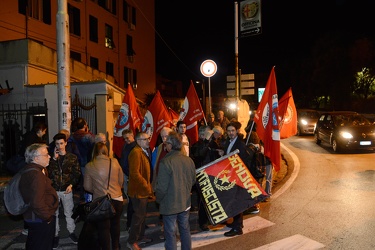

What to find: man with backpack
left=19, top=143, right=58, bottom=250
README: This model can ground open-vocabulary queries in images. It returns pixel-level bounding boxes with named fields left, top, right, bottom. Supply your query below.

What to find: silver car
left=297, top=109, right=320, bottom=135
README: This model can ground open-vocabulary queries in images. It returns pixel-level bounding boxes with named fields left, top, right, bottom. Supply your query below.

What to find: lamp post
left=200, top=60, right=217, bottom=116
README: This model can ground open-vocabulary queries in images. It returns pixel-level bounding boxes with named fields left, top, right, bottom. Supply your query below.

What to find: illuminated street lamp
left=200, top=59, right=217, bottom=116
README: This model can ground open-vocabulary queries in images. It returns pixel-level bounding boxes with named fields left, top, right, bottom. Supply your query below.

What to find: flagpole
left=195, top=149, right=239, bottom=173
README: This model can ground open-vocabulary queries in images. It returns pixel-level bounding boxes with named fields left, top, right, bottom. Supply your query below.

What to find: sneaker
left=244, top=205, right=260, bottom=215
left=137, top=237, right=153, bottom=244
left=158, top=234, right=165, bottom=240
left=126, top=242, right=142, bottom=250
left=53, top=236, right=59, bottom=249
left=21, top=228, right=28, bottom=236
left=69, top=233, right=79, bottom=244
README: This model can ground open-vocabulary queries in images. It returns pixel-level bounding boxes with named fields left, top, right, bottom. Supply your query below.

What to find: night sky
left=155, top=0, right=375, bottom=104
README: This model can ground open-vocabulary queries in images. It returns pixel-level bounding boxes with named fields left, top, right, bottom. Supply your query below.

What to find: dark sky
left=155, top=0, right=375, bottom=99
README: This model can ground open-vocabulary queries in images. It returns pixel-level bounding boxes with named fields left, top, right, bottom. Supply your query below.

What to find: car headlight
left=301, top=119, right=308, bottom=125
left=340, top=131, right=353, bottom=139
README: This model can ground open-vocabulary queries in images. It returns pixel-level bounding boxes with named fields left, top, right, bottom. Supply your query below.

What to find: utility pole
left=56, top=0, right=71, bottom=131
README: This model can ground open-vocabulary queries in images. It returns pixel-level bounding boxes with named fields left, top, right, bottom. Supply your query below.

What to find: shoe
left=244, top=205, right=260, bottom=215
left=224, top=228, right=243, bottom=237
left=199, top=224, right=210, bottom=231
left=158, top=234, right=165, bottom=240
left=126, top=242, right=142, bottom=250
left=137, top=237, right=153, bottom=244
left=21, top=228, right=28, bottom=236
left=69, top=233, right=78, bottom=244
left=52, top=236, right=59, bottom=249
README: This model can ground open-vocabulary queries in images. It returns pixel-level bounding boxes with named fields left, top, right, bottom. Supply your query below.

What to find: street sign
left=200, top=60, right=217, bottom=78
left=240, top=0, right=262, bottom=37
left=226, top=73, right=255, bottom=96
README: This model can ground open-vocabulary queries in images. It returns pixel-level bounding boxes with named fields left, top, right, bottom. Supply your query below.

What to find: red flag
left=253, top=67, right=281, bottom=171
left=141, top=91, right=172, bottom=150
left=196, top=150, right=268, bottom=225
left=179, top=82, right=205, bottom=145
left=113, top=83, right=144, bottom=158
left=168, top=107, right=179, bottom=127
left=279, top=88, right=297, bottom=139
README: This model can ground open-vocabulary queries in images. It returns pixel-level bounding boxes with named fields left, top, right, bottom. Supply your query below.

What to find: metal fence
left=0, top=90, right=97, bottom=175
left=0, top=100, right=48, bottom=174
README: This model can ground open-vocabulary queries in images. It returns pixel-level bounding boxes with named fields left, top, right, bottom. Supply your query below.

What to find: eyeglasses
left=36, top=154, right=50, bottom=157
left=138, top=138, right=150, bottom=141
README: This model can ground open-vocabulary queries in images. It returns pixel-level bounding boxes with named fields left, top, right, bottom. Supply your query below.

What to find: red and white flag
left=279, top=88, right=297, bottom=139
left=141, top=91, right=172, bottom=150
left=113, top=83, right=143, bottom=158
left=168, top=107, right=179, bottom=127
left=179, top=82, right=205, bottom=145
left=253, top=67, right=281, bottom=171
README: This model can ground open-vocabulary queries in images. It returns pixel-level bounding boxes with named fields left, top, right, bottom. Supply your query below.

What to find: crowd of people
left=13, top=109, right=274, bottom=250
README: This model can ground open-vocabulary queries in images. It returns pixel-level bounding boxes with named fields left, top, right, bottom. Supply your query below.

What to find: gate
left=0, top=100, right=48, bottom=174
left=71, top=89, right=97, bottom=134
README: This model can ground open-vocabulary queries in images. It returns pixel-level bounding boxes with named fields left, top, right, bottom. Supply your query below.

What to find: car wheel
left=314, top=132, right=321, bottom=145
left=332, top=139, right=340, bottom=152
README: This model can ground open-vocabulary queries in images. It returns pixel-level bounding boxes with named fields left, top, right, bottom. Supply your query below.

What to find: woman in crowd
left=84, top=142, right=124, bottom=250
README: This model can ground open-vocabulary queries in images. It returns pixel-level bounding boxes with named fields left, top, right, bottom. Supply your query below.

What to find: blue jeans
left=265, top=164, right=273, bottom=195
left=163, top=210, right=191, bottom=250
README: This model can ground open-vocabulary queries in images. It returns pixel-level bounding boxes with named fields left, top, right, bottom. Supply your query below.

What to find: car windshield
left=333, top=114, right=371, bottom=126
left=299, top=111, right=320, bottom=119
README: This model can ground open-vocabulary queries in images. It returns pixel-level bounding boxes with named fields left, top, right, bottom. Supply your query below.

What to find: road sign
left=240, top=0, right=262, bottom=37
left=200, top=60, right=217, bottom=78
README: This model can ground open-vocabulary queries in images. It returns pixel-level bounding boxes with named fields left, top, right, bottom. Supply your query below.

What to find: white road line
left=253, top=234, right=325, bottom=250
left=144, top=216, right=275, bottom=249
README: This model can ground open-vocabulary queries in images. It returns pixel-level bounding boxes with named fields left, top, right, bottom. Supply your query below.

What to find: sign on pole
left=239, top=0, right=262, bottom=37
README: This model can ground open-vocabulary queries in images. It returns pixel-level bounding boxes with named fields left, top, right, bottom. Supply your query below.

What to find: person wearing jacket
left=126, top=132, right=153, bottom=250
left=48, top=133, right=81, bottom=248
left=84, top=142, right=124, bottom=250
left=19, top=143, right=58, bottom=250
left=155, top=131, right=196, bottom=250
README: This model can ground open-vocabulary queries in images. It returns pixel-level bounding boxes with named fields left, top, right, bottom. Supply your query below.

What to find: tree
left=352, top=67, right=375, bottom=100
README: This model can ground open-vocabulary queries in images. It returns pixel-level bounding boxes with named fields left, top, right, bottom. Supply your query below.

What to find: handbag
left=84, top=159, right=116, bottom=222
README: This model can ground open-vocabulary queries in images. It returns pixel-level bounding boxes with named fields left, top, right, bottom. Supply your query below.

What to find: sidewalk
left=0, top=148, right=291, bottom=249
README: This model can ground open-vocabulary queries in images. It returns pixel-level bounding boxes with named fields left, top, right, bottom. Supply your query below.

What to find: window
left=90, top=57, right=99, bottom=70
left=106, top=62, right=114, bottom=76
left=126, top=35, right=135, bottom=61
left=18, top=0, right=51, bottom=25
left=70, top=51, right=81, bottom=62
left=98, top=0, right=116, bottom=14
left=123, top=1, right=136, bottom=30
left=68, top=4, right=81, bottom=36
left=124, top=67, right=137, bottom=88
left=89, top=15, right=98, bottom=43
left=105, top=24, right=114, bottom=49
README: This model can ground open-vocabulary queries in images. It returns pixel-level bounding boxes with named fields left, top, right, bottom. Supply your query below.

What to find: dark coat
left=19, top=163, right=58, bottom=222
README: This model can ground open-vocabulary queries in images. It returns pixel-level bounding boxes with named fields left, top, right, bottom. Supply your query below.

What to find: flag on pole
left=113, top=83, right=143, bottom=158
left=179, top=81, right=205, bottom=145
left=168, top=107, right=179, bottom=127
left=279, top=88, right=297, bottom=139
left=141, top=91, right=172, bottom=150
left=253, top=66, right=281, bottom=171
left=196, top=150, right=268, bottom=225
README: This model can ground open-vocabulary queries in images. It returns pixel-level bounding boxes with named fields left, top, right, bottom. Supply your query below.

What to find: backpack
left=247, top=144, right=267, bottom=179
left=4, top=167, right=38, bottom=215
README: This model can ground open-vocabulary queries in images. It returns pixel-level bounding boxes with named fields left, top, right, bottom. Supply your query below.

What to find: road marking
left=144, top=216, right=275, bottom=249
left=253, top=234, right=325, bottom=250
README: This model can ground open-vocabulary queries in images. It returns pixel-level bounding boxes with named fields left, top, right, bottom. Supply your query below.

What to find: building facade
left=0, top=0, right=155, bottom=100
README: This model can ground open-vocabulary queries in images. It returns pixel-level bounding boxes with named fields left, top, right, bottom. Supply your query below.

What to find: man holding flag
left=218, top=122, right=254, bottom=237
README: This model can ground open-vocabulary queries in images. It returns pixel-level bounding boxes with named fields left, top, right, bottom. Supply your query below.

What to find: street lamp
left=200, top=59, right=217, bottom=116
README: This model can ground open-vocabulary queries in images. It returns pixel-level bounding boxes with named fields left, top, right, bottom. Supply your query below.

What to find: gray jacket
left=155, top=150, right=196, bottom=215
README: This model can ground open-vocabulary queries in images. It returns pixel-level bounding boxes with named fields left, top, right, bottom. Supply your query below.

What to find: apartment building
left=0, top=0, right=156, bottom=100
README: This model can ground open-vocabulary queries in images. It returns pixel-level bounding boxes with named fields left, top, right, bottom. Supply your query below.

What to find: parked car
left=296, top=109, right=320, bottom=135
left=314, top=111, right=375, bottom=152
